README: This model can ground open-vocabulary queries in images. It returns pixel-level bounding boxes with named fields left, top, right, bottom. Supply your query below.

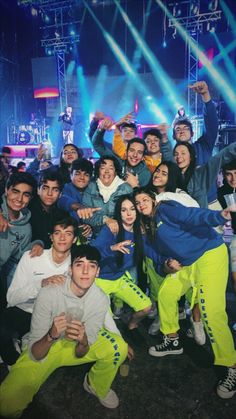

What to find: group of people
left=0, top=80, right=236, bottom=418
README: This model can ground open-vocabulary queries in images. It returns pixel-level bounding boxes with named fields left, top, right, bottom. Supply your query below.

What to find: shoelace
left=221, top=369, right=236, bottom=389
left=156, top=336, right=172, bottom=350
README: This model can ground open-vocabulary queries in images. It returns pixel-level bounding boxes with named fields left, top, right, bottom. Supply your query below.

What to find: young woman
left=57, top=144, right=83, bottom=185
left=91, top=194, right=152, bottom=332
left=134, top=188, right=236, bottom=400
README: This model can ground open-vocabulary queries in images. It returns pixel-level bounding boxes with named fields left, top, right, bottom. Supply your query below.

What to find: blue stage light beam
left=76, top=65, right=91, bottom=148
left=114, top=0, right=187, bottom=113
left=155, top=0, right=236, bottom=111
left=91, top=65, right=108, bottom=114
left=211, top=32, right=236, bottom=84
left=82, top=0, right=168, bottom=122
left=220, top=0, right=236, bottom=37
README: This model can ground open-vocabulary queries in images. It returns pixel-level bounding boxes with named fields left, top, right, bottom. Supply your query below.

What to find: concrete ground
left=1, top=287, right=236, bottom=419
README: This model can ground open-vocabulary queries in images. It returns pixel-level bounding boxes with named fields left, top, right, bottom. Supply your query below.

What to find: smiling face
left=145, top=135, right=160, bottom=155
left=152, top=164, right=168, bottom=192
left=62, top=146, right=79, bottom=164
left=121, top=127, right=136, bottom=142
left=5, top=183, right=32, bottom=219
left=174, top=145, right=191, bottom=173
left=120, top=199, right=136, bottom=229
left=71, top=170, right=90, bottom=190
left=70, top=256, right=100, bottom=295
left=50, top=224, right=76, bottom=253
left=126, top=142, right=144, bottom=167
left=38, top=180, right=61, bottom=208
left=98, top=159, right=116, bottom=186
left=135, top=192, right=154, bottom=216
left=225, top=169, right=236, bottom=189
left=174, top=124, right=192, bottom=142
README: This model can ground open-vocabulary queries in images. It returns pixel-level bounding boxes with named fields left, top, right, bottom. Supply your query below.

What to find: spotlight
left=190, top=0, right=200, bottom=16
left=208, top=0, right=218, bottom=11
left=55, top=29, right=60, bottom=39
left=69, top=28, right=76, bottom=36
left=45, top=48, right=53, bottom=56
left=162, top=40, right=167, bottom=48
left=173, top=3, right=182, bottom=17
left=42, top=13, right=50, bottom=24
left=31, top=6, right=38, bottom=17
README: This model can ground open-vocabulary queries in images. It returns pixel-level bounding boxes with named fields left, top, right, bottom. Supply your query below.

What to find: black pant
left=0, top=307, right=31, bottom=365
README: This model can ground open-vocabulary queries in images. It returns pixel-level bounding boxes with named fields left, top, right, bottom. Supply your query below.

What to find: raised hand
left=29, top=243, right=44, bottom=258
left=111, top=240, right=133, bottom=254
left=115, top=112, right=135, bottom=127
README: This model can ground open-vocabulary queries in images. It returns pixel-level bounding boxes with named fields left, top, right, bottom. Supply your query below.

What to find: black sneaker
left=149, top=335, right=183, bottom=357
left=217, top=367, right=236, bottom=399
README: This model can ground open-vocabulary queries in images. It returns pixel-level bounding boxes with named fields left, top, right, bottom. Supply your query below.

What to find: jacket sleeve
left=112, top=129, right=126, bottom=160
left=91, top=129, right=114, bottom=158
left=82, top=189, right=105, bottom=227
left=160, top=139, right=175, bottom=162
left=158, top=201, right=226, bottom=228
left=7, top=251, right=41, bottom=306
left=88, top=118, right=99, bottom=140
left=196, top=100, right=218, bottom=155
left=91, top=226, right=116, bottom=257
left=26, top=158, right=40, bottom=176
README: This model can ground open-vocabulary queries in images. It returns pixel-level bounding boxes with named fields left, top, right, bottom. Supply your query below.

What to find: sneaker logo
left=173, top=340, right=179, bottom=347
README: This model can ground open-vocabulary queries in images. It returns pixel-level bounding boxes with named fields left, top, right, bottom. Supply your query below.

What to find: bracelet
left=48, top=329, right=59, bottom=341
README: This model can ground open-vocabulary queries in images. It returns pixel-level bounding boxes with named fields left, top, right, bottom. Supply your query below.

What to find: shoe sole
left=216, top=388, right=236, bottom=399
left=83, top=374, right=119, bottom=409
left=149, top=348, right=183, bottom=357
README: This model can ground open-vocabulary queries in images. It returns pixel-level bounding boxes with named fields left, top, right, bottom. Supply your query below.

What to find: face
left=152, top=165, right=168, bottom=190
left=126, top=142, right=144, bottom=167
left=38, top=180, right=61, bottom=207
left=71, top=256, right=100, bottom=293
left=99, top=159, right=116, bottom=186
left=62, top=146, right=78, bottom=164
left=121, top=199, right=136, bottom=227
left=145, top=135, right=160, bottom=154
left=5, top=183, right=32, bottom=214
left=174, top=145, right=191, bottom=173
left=174, top=124, right=192, bottom=142
left=225, top=169, right=236, bottom=189
left=71, top=170, right=90, bottom=190
left=50, top=225, right=76, bottom=253
left=121, top=127, right=136, bottom=142
left=66, top=106, right=72, bottom=115
left=135, top=193, right=154, bottom=216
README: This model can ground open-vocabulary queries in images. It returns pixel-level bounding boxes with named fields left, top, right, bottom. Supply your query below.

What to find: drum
left=17, top=131, right=31, bottom=144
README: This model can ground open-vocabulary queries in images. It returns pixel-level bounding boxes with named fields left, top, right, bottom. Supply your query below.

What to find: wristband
left=48, top=329, right=59, bottom=341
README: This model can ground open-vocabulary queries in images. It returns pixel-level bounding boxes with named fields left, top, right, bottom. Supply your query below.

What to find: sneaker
left=148, top=304, right=157, bottom=319
left=83, top=373, right=119, bottom=408
left=217, top=367, right=236, bottom=399
left=178, top=308, right=186, bottom=320
left=113, top=306, right=123, bottom=320
left=148, top=317, right=160, bottom=335
left=149, top=335, right=183, bottom=357
left=190, top=317, right=206, bottom=346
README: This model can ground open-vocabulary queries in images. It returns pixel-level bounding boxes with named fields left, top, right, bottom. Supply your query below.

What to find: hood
left=1, top=195, right=31, bottom=226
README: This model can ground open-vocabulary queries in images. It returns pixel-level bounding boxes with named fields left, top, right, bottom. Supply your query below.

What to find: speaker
left=218, top=126, right=236, bottom=150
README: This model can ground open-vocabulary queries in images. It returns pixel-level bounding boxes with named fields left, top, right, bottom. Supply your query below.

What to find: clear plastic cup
left=224, top=193, right=236, bottom=212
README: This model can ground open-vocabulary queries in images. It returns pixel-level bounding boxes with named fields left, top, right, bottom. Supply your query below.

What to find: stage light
left=173, top=3, right=182, bottom=17
left=69, top=27, right=76, bottom=36
left=162, top=40, right=167, bottom=48
left=45, top=48, right=53, bottom=56
left=31, top=6, right=38, bottom=17
left=42, top=13, right=50, bottom=24
left=208, top=0, right=218, bottom=11
left=190, top=0, right=200, bottom=16
left=55, top=29, right=60, bottom=39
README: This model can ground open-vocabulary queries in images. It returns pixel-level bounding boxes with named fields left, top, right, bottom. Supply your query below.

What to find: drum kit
left=10, top=120, right=50, bottom=145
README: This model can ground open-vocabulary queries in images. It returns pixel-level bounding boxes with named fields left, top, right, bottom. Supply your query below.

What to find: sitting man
left=0, top=217, right=77, bottom=366
left=0, top=245, right=128, bottom=417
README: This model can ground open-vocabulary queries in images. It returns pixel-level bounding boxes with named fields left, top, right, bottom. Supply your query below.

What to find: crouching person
left=0, top=245, right=128, bottom=418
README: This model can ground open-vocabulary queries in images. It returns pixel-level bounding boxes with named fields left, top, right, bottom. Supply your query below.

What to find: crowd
left=0, top=81, right=236, bottom=418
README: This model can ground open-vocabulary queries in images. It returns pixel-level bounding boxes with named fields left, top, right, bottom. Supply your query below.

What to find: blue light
left=162, top=40, right=167, bottom=48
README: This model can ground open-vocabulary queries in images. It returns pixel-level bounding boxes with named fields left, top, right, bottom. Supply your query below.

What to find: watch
left=48, top=329, right=59, bottom=341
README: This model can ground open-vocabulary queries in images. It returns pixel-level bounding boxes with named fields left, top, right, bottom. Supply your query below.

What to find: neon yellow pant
left=158, top=244, right=236, bottom=367
left=95, top=274, right=151, bottom=312
left=0, top=330, right=127, bottom=419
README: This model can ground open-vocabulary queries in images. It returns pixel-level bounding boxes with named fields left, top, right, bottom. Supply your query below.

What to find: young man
left=218, top=160, right=236, bottom=292
left=0, top=245, right=128, bottom=417
left=0, top=172, right=42, bottom=311
left=0, top=217, right=77, bottom=366
left=29, top=171, right=69, bottom=248
left=91, top=120, right=151, bottom=187
left=58, top=105, right=74, bottom=144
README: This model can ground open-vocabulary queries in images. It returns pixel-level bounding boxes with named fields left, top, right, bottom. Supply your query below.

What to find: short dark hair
left=6, top=172, right=36, bottom=191
left=120, top=122, right=137, bottom=133
left=16, top=161, right=26, bottom=170
left=1, top=146, right=11, bottom=155
left=126, top=137, right=147, bottom=155
left=173, top=118, right=193, bottom=140
left=38, top=171, right=64, bottom=191
left=71, top=158, right=93, bottom=177
left=143, top=129, right=162, bottom=141
left=94, top=155, right=122, bottom=179
left=222, top=160, right=236, bottom=176
left=51, top=217, right=78, bottom=237
left=71, top=244, right=101, bottom=265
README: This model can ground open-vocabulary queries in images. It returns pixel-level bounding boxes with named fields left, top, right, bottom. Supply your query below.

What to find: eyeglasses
left=174, top=127, right=191, bottom=133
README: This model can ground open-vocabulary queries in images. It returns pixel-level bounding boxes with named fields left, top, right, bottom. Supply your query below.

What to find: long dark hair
left=113, top=194, right=144, bottom=269
left=133, top=188, right=157, bottom=244
left=173, top=142, right=196, bottom=191
left=148, top=160, right=182, bottom=194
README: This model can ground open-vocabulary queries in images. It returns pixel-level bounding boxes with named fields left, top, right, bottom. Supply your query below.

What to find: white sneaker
left=148, top=317, right=160, bottom=335
left=147, top=304, right=157, bottom=319
left=83, top=373, right=119, bottom=409
left=178, top=308, right=186, bottom=320
left=190, top=317, right=206, bottom=346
